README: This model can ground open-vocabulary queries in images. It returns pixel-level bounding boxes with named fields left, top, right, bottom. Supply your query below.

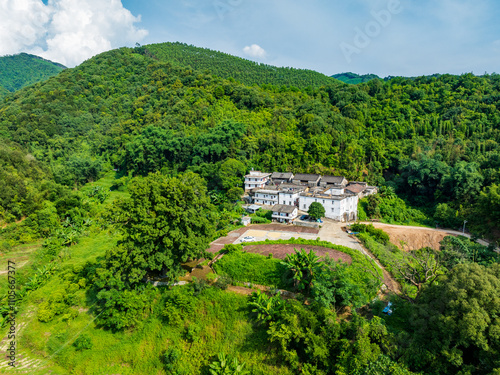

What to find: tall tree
left=101, top=171, right=216, bottom=285
left=404, top=263, right=500, bottom=374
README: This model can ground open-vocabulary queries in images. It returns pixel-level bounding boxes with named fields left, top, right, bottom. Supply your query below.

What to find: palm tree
left=248, top=291, right=284, bottom=325
left=281, top=249, right=320, bottom=295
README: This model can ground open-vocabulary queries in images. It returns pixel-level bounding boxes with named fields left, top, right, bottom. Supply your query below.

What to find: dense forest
left=0, top=43, right=499, bottom=374
left=142, top=42, right=337, bottom=88
left=0, top=53, right=65, bottom=99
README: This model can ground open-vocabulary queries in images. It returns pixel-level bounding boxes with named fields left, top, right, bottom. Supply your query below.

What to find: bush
left=351, top=223, right=390, bottom=245
left=214, top=275, right=232, bottom=290
left=73, top=334, right=93, bottom=350
left=250, top=216, right=270, bottom=224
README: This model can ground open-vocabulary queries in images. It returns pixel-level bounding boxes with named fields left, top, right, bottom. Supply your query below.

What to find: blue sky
left=2, top=0, right=500, bottom=77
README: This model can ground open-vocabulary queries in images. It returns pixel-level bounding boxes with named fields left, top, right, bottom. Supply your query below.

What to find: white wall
left=278, top=191, right=300, bottom=206
left=298, top=195, right=358, bottom=221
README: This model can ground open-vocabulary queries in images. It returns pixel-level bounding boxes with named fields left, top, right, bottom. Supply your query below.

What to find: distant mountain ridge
left=0, top=53, right=65, bottom=98
left=332, top=72, right=382, bottom=84
left=332, top=72, right=449, bottom=84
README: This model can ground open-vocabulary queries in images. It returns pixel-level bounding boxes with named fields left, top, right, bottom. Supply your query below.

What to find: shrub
left=73, top=334, right=93, bottom=350
left=214, top=275, right=232, bottom=290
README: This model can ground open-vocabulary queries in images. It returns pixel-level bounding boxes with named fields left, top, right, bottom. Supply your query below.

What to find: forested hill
left=0, top=53, right=65, bottom=98
left=0, top=45, right=499, bottom=237
left=140, top=42, right=337, bottom=88
left=332, top=72, right=381, bottom=84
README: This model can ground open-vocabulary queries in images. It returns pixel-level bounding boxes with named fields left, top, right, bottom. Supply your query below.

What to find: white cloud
left=0, top=0, right=148, bottom=67
left=242, top=44, right=266, bottom=59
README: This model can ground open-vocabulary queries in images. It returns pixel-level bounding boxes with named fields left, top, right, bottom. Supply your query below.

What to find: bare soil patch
left=370, top=224, right=448, bottom=251
left=243, top=244, right=352, bottom=264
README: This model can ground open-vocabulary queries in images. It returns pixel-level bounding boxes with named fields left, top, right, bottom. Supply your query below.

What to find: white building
left=298, top=187, right=359, bottom=222
left=253, top=188, right=279, bottom=206
left=244, top=171, right=271, bottom=191
left=271, top=204, right=298, bottom=223
left=278, top=184, right=305, bottom=206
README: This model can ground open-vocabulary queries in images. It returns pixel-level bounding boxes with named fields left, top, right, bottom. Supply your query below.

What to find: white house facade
left=298, top=188, right=359, bottom=222
left=244, top=171, right=271, bottom=191
left=253, top=188, right=279, bottom=206
left=278, top=185, right=305, bottom=206
left=271, top=204, right=298, bottom=223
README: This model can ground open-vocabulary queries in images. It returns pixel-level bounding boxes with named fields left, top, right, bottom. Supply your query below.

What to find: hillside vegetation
left=0, top=53, right=65, bottom=99
left=143, top=42, right=337, bottom=88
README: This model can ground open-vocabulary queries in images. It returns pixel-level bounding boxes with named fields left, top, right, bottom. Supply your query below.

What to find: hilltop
left=140, top=42, right=337, bottom=88
left=332, top=72, right=382, bottom=84
left=0, top=53, right=65, bottom=99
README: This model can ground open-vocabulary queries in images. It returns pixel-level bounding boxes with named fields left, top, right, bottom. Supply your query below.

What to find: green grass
left=357, top=233, right=403, bottom=277
left=0, top=241, right=42, bottom=295
left=213, top=251, right=287, bottom=288
left=19, top=285, right=291, bottom=374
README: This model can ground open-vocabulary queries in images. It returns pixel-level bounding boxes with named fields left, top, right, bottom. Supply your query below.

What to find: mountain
left=332, top=72, right=382, bottom=84
left=141, top=42, right=337, bottom=88
left=0, top=53, right=65, bottom=99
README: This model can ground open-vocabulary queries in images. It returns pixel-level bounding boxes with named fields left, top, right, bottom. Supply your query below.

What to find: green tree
left=281, top=249, right=320, bottom=295
left=312, top=258, right=364, bottom=310
left=209, top=353, right=249, bottom=375
left=101, top=171, right=216, bottom=285
left=218, top=158, right=246, bottom=191
left=308, top=202, right=325, bottom=220
left=404, top=263, right=500, bottom=374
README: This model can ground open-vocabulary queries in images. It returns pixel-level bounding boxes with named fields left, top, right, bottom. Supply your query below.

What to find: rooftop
left=345, top=184, right=366, bottom=194
left=271, top=172, right=294, bottom=179
left=293, top=173, right=321, bottom=181
left=272, top=204, right=297, bottom=214
left=321, top=175, right=347, bottom=184
left=245, top=171, right=271, bottom=178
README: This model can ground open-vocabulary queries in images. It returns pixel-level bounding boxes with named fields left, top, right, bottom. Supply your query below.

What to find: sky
left=1, top=0, right=500, bottom=77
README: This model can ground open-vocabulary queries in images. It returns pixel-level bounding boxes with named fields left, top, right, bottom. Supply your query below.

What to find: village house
left=292, top=173, right=321, bottom=187
left=271, top=204, right=298, bottom=224
left=320, top=175, right=348, bottom=187
left=278, top=184, right=306, bottom=206
left=299, top=186, right=359, bottom=222
left=345, top=182, right=378, bottom=198
left=270, top=172, right=294, bottom=185
left=253, top=187, right=280, bottom=206
left=244, top=170, right=271, bottom=191
left=244, top=170, right=376, bottom=222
